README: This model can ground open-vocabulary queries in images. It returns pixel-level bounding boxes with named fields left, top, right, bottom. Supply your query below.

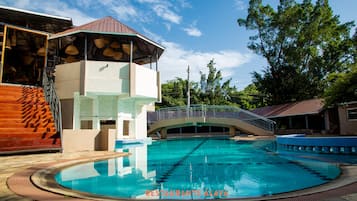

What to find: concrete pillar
left=305, top=115, right=309, bottom=129
left=160, top=128, right=167, bottom=139
left=288, top=117, right=292, bottom=129
left=229, top=126, right=236, bottom=137
left=92, top=96, right=100, bottom=129
left=116, top=117, right=123, bottom=139
left=324, top=110, right=330, bottom=131
left=73, top=92, right=80, bottom=129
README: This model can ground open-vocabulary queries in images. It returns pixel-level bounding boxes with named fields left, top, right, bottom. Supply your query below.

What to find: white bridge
left=148, top=105, right=276, bottom=138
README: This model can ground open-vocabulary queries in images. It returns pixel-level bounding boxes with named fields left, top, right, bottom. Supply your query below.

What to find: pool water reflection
left=55, top=138, right=341, bottom=199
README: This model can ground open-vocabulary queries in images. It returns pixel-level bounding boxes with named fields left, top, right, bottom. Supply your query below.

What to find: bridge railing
left=151, top=105, right=276, bottom=132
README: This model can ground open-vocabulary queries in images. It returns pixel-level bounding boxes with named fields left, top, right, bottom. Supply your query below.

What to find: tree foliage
left=231, top=84, right=267, bottom=109
left=158, top=78, right=187, bottom=107
left=324, top=63, right=357, bottom=106
left=158, top=60, right=243, bottom=108
left=198, top=60, right=235, bottom=105
left=238, top=0, right=356, bottom=105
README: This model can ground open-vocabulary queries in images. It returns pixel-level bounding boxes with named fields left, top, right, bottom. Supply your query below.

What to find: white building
left=49, top=17, right=164, bottom=151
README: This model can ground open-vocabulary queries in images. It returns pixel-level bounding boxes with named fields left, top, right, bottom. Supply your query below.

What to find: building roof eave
left=1, top=23, right=49, bottom=36
left=49, top=30, right=165, bottom=51
left=268, top=111, right=323, bottom=119
left=0, top=5, right=72, bottom=22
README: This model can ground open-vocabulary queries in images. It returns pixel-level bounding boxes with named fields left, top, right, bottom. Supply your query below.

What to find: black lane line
left=155, top=138, right=209, bottom=184
left=288, top=161, right=333, bottom=181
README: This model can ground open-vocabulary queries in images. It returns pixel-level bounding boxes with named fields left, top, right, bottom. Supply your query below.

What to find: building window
left=81, top=120, right=93, bottom=129
left=347, top=108, right=357, bottom=120
left=123, top=120, right=130, bottom=136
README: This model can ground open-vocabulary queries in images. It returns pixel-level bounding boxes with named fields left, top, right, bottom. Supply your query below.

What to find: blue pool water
left=55, top=137, right=341, bottom=199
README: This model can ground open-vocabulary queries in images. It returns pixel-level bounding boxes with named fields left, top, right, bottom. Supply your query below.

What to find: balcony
left=55, top=60, right=160, bottom=101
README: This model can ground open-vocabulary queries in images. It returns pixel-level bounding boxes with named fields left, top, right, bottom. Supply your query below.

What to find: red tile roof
left=252, top=99, right=325, bottom=118
left=52, top=16, right=139, bottom=37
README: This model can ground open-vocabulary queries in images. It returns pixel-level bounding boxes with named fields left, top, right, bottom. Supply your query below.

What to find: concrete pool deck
left=1, top=150, right=357, bottom=201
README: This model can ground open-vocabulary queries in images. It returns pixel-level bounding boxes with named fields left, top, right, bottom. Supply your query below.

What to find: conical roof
left=50, top=16, right=164, bottom=50
left=52, top=16, right=138, bottom=36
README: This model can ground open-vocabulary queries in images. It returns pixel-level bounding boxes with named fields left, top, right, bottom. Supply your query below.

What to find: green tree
left=238, top=0, right=355, bottom=105
left=231, top=84, right=267, bottom=109
left=198, top=59, right=236, bottom=105
left=158, top=78, right=187, bottom=108
left=324, top=63, right=357, bottom=106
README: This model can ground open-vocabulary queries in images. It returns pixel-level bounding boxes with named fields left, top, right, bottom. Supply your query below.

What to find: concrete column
left=73, top=92, right=80, bottom=129
left=116, top=117, right=123, bottom=139
left=116, top=98, right=125, bottom=139
left=305, top=115, right=309, bottom=129
left=92, top=96, right=100, bottom=129
left=229, top=127, right=236, bottom=137
left=288, top=117, right=292, bottom=129
left=160, top=128, right=167, bottom=139
left=324, top=111, right=330, bottom=131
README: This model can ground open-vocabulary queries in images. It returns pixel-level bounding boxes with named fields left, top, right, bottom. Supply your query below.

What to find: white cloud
left=6, top=0, right=95, bottom=25
left=76, top=0, right=93, bottom=9
left=153, top=4, right=182, bottom=24
left=141, top=29, right=252, bottom=84
left=177, top=0, right=192, bottom=9
left=111, top=5, right=138, bottom=21
left=98, top=0, right=139, bottom=22
left=183, top=26, right=202, bottom=37
left=158, top=41, right=253, bottom=83
left=136, top=0, right=160, bottom=3
left=164, top=23, right=172, bottom=31
left=234, top=0, right=246, bottom=11
left=142, top=27, right=164, bottom=43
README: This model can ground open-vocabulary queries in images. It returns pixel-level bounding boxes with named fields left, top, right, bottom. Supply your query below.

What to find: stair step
left=0, top=85, right=60, bottom=153
left=0, top=131, right=57, bottom=138
left=0, top=126, right=56, bottom=131
left=0, top=139, right=61, bottom=149
left=0, top=131, right=56, bottom=136
left=0, top=119, right=55, bottom=125
left=0, top=144, right=61, bottom=152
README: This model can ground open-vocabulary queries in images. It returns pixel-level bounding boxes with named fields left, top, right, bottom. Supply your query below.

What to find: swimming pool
left=55, top=137, right=341, bottom=199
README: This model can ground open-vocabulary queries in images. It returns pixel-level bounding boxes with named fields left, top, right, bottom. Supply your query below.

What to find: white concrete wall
left=62, top=129, right=100, bottom=152
left=55, top=61, right=158, bottom=141
left=84, top=61, right=129, bottom=95
left=134, top=105, right=148, bottom=139
left=79, top=96, right=93, bottom=120
left=135, top=65, right=158, bottom=98
left=55, top=62, right=81, bottom=99
left=98, top=96, right=118, bottom=118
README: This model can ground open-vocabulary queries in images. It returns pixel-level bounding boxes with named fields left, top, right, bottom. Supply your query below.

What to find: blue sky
left=1, top=0, right=356, bottom=90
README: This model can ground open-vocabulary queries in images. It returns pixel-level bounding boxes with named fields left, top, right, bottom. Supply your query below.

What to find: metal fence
left=149, top=105, right=276, bottom=132
left=42, top=71, right=63, bottom=151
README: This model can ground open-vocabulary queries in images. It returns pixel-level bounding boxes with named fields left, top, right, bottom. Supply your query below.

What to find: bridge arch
left=148, top=105, right=276, bottom=137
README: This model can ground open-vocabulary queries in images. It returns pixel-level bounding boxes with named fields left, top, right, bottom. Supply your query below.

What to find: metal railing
left=42, top=70, right=63, bottom=151
left=150, top=105, right=276, bottom=132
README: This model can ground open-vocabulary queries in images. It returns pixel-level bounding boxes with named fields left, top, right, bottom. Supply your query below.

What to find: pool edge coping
left=7, top=152, right=357, bottom=201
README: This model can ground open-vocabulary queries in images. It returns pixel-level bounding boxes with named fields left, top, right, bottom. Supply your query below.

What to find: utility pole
left=186, top=65, right=190, bottom=118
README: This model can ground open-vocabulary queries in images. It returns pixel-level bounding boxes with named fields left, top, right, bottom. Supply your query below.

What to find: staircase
left=0, top=27, right=4, bottom=62
left=0, top=84, right=61, bottom=153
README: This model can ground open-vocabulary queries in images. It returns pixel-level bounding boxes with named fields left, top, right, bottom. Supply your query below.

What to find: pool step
left=0, top=84, right=60, bottom=154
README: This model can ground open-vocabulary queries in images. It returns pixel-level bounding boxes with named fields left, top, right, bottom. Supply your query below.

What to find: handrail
left=42, top=70, right=63, bottom=152
left=151, top=105, right=276, bottom=132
